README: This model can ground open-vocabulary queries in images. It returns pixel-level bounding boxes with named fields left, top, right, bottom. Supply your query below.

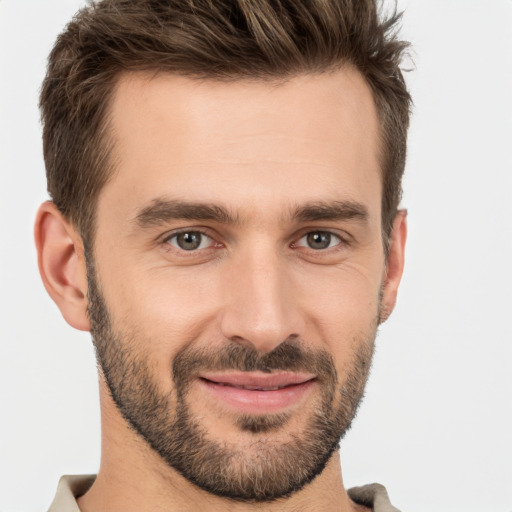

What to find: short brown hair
left=40, top=0, right=411, bottom=246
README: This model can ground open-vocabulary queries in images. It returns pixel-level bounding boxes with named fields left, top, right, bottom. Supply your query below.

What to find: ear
left=34, top=201, right=90, bottom=331
left=379, top=209, right=407, bottom=323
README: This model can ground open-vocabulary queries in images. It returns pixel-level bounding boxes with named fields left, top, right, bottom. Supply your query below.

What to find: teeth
left=216, top=383, right=283, bottom=391
left=243, top=386, right=280, bottom=391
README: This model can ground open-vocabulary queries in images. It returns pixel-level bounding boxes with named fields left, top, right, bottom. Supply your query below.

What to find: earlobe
left=34, top=201, right=91, bottom=331
left=379, top=209, right=407, bottom=324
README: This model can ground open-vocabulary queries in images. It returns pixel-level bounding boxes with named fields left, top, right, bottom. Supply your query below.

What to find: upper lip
left=199, top=371, right=316, bottom=390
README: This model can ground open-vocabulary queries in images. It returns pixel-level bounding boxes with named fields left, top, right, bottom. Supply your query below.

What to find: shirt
left=48, top=475, right=401, bottom=511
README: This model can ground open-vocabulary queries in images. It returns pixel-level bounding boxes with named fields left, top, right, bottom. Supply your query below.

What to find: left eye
left=296, top=231, right=342, bottom=250
left=166, top=231, right=213, bottom=251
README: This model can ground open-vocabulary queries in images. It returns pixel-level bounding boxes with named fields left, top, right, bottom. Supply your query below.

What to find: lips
left=197, top=371, right=316, bottom=414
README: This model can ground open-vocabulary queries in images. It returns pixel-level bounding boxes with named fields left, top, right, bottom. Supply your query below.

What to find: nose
left=219, top=248, right=304, bottom=353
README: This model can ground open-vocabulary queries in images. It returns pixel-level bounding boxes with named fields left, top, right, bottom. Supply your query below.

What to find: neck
left=78, top=380, right=363, bottom=512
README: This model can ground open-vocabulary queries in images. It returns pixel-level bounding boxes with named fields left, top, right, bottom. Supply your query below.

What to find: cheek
left=92, top=260, right=223, bottom=392
left=97, top=258, right=221, bottom=349
left=294, top=260, right=382, bottom=354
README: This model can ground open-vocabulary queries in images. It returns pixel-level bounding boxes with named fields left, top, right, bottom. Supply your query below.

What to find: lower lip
left=198, top=378, right=316, bottom=414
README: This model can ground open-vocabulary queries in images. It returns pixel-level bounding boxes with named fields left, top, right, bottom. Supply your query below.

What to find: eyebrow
left=291, top=200, right=369, bottom=224
left=133, top=199, right=239, bottom=228
left=133, top=198, right=369, bottom=228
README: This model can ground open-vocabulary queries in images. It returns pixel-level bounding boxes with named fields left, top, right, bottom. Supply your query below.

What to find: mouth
left=197, top=371, right=317, bottom=414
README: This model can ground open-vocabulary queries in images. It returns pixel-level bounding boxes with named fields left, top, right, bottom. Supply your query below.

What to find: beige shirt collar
left=48, top=475, right=95, bottom=512
left=48, top=475, right=400, bottom=511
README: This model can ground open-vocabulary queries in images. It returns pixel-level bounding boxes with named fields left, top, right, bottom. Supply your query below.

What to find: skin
left=35, top=67, right=406, bottom=512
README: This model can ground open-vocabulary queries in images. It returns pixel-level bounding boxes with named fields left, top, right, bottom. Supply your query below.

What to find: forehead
left=100, top=68, right=382, bottom=226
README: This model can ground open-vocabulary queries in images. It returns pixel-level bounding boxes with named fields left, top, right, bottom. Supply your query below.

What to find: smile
left=197, top=372, right=317, bottom=414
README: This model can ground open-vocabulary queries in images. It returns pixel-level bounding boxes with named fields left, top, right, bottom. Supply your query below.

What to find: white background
left=0, top=1, right=511, bottom=511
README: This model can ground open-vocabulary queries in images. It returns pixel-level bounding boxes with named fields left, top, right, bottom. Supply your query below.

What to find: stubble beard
left=86, top=257, right=377, bottom=503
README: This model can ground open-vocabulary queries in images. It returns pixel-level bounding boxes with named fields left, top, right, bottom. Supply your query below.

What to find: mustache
left=172, top=339, right=338, bottom=386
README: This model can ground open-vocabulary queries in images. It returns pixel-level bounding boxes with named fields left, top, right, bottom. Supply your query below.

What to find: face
left=88, top=69, right=390, bottom=501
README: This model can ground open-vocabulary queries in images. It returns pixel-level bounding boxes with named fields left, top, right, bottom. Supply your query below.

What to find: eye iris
left=177, top=232, right=202, bottom=250
left=307, top=232, right=331, bottom=250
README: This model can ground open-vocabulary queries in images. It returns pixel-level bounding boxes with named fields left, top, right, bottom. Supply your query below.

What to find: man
left=34, top=0, right=411, bottom=510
